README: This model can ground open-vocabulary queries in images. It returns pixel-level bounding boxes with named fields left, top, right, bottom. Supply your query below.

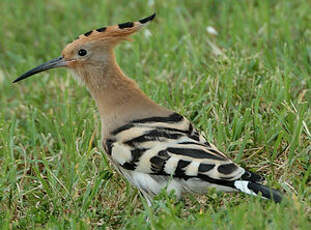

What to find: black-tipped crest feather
left=139, top=13, right=156, bottom=24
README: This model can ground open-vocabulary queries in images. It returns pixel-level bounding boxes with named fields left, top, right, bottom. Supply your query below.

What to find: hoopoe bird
left=14, top=14, right=282, bottom=205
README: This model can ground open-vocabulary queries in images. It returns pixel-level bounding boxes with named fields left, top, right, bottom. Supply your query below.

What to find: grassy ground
left=0, top=0, right=310, bottom=229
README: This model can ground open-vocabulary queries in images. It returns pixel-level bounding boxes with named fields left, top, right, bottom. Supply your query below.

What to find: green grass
left=0, top=0, right=310, bottom=229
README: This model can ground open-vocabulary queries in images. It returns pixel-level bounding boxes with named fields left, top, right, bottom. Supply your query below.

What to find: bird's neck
left=75, top=51, right=170, bottom=139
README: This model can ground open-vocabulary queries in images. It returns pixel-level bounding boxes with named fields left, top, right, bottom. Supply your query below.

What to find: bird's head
left=13, top=13, right=156, bottom=83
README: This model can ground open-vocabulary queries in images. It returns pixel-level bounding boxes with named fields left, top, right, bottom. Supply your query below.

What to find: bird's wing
left=104, top=113, right=246, bottom=182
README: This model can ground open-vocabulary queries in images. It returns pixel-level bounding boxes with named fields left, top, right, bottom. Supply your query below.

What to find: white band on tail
left=234, top=181, right=257, bottom=196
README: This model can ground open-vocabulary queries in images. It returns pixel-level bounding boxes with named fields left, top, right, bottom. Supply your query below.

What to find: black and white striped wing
left=105, top=113, right=245, bottom=182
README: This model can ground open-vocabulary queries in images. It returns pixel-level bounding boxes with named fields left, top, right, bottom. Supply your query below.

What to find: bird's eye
left=78, top=49, right=87, bottom=56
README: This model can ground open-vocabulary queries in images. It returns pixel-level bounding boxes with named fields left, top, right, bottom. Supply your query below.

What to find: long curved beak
left=13, top=56, right=67, bottom=83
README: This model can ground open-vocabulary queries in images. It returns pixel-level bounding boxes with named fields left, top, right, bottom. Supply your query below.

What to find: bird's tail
left=233, top=180, right=282, bottom=203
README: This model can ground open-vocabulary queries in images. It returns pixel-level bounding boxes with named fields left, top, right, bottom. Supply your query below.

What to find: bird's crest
left=74, top=13, right=156, bottom=44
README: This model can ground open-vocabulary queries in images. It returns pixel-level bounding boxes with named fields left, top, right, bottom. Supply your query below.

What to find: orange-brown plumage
left=58, top=13, right=169, bottom=138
